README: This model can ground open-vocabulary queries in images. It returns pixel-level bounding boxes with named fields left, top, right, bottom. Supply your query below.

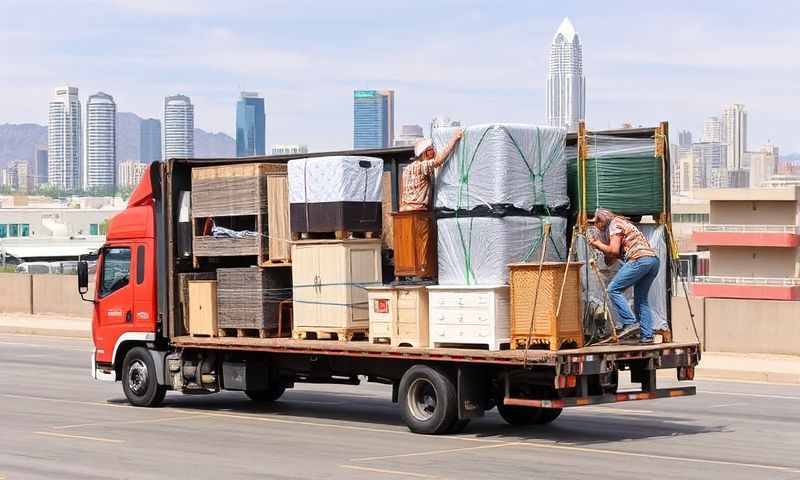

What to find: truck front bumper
left=91, top=348, right=118, bottom=382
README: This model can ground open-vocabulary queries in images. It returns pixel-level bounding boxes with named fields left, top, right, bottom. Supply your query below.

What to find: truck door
left=131, top=241, right=157, bottom=332
left=93, top=245, right=134, bottom=364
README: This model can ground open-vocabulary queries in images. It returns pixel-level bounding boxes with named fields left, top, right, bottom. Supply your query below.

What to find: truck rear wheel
left=122, top=347, right=167, bottom=407
left=245, top=383, right=286, bottom=403
left=399, top=365, right=458, bottom=435
left=497, top=403, right=562, bottom=426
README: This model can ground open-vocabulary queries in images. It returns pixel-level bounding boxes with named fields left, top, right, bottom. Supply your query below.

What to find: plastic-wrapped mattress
left=287, top=156, right=383, bottom=233
left=433, top=124, right=568, bottom=214
left=577, top=223, right=669, bottom=339
left=437, top=216, right=567, bottom=285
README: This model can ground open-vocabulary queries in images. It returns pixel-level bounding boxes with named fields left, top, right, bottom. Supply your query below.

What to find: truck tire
left=122, top=347, right=167, bottom=407
left=245, top=383, right=286, bottom=403
left=497, top=403, right=562, bottom=426
left=399, top=365, right=458, bottom=435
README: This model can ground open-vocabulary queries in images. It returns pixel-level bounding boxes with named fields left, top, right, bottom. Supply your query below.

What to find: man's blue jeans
left=607, top=256, right=660, bottom=340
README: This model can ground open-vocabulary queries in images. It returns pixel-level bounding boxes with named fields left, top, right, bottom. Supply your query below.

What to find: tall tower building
left=33, top=145, right=48, bottom=188
left=546, top=17, right=585, bottom=132
left=84, top=92, right=117, bottom=190
left=722, top=104, right=747, bottom=170
left=677, top=130, right=692, bottom=147
left=163, top=95, right=194, bottom=159
left=140, top=118, right=162, bottom=163
left=702, top=116, right=722, bottom=143
left=236, top=91, right=266, bottom=157
left=48, top=86, right=82, bottom=192
left=353, top=89, right=394, bottom=149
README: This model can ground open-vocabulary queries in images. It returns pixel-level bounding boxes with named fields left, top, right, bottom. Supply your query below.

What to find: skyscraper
left=85, top=92, right=117, bottom=190
left=394, top=124, right=424, bottom=146
left=353, top=89, right=394, bottom=149
left=678, top=130, right=692, bottom=147
left=163, top=95, right=194, bottom=159
left=48, top=86, right=81, bottom=191
left=236, top=92, right=266, bottom=157
left=546, top=17, right=585, bottom=132
left=702, top=116, right=722, bottom=143
left=33, top=145, right=48, bottom=188
left=140, top=118, right=162, bottom=163
left=722, top=104, right=747, bottom=170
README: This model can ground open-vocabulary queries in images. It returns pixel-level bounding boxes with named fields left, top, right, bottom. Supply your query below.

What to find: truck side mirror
left=77, top=260, right=89, bottom=295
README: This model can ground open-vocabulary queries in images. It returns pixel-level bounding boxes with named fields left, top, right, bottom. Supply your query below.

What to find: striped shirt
left=608, top=217, right=656, bottom=261
left=399, top=159, right=437, bottom=212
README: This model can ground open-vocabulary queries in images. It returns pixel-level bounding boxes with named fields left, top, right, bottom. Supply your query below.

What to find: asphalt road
left=1, top=333, right=799, bottom=480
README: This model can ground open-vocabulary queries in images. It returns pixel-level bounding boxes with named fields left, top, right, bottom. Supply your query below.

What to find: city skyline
left=2, top=2, right=797, bottom=152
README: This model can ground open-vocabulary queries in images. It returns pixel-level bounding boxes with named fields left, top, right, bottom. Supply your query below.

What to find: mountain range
left=0, top=112, right=235, bottom=169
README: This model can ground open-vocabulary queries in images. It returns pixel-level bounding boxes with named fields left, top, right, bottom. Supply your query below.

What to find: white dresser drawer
left=429, top=291, right=491, bottom=309
left=430, top=309, right=491, bottom=326
left=370, top=321, right=392, bottom=337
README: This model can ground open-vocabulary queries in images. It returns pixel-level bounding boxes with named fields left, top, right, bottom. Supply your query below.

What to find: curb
left=695, top=368, right=800, bottom=385
left=0, top=325, right=91, bottom=339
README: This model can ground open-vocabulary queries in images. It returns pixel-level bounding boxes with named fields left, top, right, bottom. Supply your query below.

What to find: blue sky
left=2, top=0, right=799, bottom=153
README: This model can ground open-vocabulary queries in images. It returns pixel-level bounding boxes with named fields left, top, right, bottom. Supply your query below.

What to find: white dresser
left=427, top=285, right=510, bottom=351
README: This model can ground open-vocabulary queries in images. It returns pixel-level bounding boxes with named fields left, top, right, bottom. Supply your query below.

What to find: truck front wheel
left=122, top=347, right=167, bottom=407
left=399, top=365, right=458, bottom=435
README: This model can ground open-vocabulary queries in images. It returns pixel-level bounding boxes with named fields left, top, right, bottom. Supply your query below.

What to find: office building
left=140, top=118, right=162, bottom=163
left=236, top=92, right=266, bottom=157
left=394, top=124, right=424, bottom=147
left=546, top=17, right=586, bottom=132
left=48, top=86, right=82, bottom=191
left=84, top=92, right=117, bottom=190
left=691, top=142, right=727, bottom=189
left=678, top=130, right=692, bottom=147
left=722, top=104, right=747, bottom=171
left=271, top=144, right=308, bottom=155
left=117, top=160, right=148, bottom=188
left=748, top=145, right=779, bottom=188
left=353, top=89, right=394, bottom=149
left=702, top=117, right=722, bottom=143
left=33, top=145, right=48, bottom=188
left=163, top=95, right=194, bottom=160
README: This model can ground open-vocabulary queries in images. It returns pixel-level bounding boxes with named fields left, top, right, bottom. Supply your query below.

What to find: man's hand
left=453, top=128, right=464, bottom=141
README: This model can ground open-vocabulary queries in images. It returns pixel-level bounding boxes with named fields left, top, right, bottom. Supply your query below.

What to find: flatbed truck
left=81, top=134, right=700, bottom=435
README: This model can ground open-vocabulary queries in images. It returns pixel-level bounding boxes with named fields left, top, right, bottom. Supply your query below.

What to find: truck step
left=293, top=328, right=368, bottom=342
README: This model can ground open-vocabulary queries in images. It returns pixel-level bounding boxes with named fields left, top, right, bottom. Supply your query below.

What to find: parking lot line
left=34, top=431, right=124, bottom=444
left=339, top=465, right=443, bottom=479
left=351, top=443, right=520, bottom=462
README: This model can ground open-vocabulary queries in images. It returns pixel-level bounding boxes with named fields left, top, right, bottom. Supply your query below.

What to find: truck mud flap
left=503, top=386, right=696, bottom=409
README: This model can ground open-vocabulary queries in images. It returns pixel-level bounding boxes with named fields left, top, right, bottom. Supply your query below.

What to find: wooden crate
left=265, top=173, right=291, bottom=264
left=381, top=171, right=393, bottom=250
left=427, top=285, right=509, bottom=351
left=188, top=280, right=218, bottom=336
left=292, top=239, right=382, bottom=337
left=509, top=262, right=583, bottom=351
left=391, top=211, right=436, bottom=279
left=216, top=267, right=292, bottom=336
left=367, top=286, right=429, bottom=347
left=178, top=272, right=216, bottom=335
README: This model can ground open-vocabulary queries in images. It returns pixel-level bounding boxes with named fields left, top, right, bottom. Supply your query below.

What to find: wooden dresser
left=427, top=285, right=510, bottom=351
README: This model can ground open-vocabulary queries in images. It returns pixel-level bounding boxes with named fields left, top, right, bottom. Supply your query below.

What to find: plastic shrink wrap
left=288, top=156, right=383, bottom=204
left=437, top=216, right=567, bottom=285
left=577, top=224, right=669, bottom=340
left=433, top=124, right=568, bottom=214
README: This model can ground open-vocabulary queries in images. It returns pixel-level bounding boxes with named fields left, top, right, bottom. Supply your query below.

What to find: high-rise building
left=353, top=89, right=395, bottom=149
left=546, top=17, right=585, bottom=133
left=84, top=92, right=117, bottom=190
left=722, top=104, right=747, bottom=171
left=48, top=86, right=82, bottom=191
left=678, top=130, right=692, bottom=147
left=140, top=118, right=162, bottom=163
left=271, top=144, right=308, bottom=155
left=236, top=91, right=266, bottom=157
left=748, top=145, right=779, bottom=188
left=394, top=124, right=424, bottom=147
left=117, top=160, right=148, bottom=188
left=692, top=142, right=727, bottom=189
left=33, top=145, right=48, bottom=188
left=429, top=116, right=461, bottom=137
left=702, top=117, right=722, bottom=143
left=163, top=95, right=194, bottom=160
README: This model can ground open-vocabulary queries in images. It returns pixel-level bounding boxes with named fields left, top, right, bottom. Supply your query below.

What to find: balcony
left=692, top=276, right=800, bottom=301
left=692, top=224, right=800, bottom=248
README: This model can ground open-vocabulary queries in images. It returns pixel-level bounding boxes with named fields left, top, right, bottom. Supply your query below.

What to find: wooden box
left=216, top=267, right=292, bottom=336
left=508, top=262, right=583, bottom=351
left=266, top=173, right=291, bottom=264
left=391, top=211, right=436, bottom=279
left=292, top=239, right=382, bottom=340
left=427, top=285, right=509, bottom=351
left=367, top=286, right=429, bottom=347
left=190, top=162, right=287, bottom=266
left=178, top=272, right=216, bottom=335
left=187, top=280, right=218, bottom=336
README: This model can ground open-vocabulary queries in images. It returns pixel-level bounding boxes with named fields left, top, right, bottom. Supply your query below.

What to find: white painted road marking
left=34, top=431, right=124, bottom=444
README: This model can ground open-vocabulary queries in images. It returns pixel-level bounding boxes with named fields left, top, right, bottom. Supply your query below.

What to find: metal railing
left=696, top=224, right=800, bottom=233
left=693, top=276, right=800, bottom=286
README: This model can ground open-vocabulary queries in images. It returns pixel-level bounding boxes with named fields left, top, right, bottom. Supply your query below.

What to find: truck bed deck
left=172, top=336, right=700, bottom=367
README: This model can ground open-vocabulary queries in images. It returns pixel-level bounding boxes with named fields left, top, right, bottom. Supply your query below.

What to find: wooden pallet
left=510, top=335, right=581, bottom=351
left=370, top=337, right=392, bottom=345
left=218, top=327, right=283, bottom=339
left=293, top=328, right=369, bottom=342
left=259, top=259, right=292, bottom=268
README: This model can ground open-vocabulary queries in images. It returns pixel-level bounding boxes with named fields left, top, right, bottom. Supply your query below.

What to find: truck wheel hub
left=128, top=360, right=148, bottom=395
left=408, top=378, right=437, bottom=421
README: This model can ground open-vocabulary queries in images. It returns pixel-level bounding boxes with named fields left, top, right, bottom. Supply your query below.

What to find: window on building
left=0, top=224, right=6, bottom=238
left=9, top=224, right=19, bottom=237
left=21, top=224, right=29, bottom=237
left=90, top=223, right=99, bottom=236
left=99, top=247, right=131, bottom=298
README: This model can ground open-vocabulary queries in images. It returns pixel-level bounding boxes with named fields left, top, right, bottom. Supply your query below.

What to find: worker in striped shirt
left=589, top=208, right=660, bottom=344
left=399, top=129, right=463, bottom=212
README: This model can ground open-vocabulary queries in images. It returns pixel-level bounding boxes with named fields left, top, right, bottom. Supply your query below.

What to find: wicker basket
left=509, top=262, right=583, bottom=351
